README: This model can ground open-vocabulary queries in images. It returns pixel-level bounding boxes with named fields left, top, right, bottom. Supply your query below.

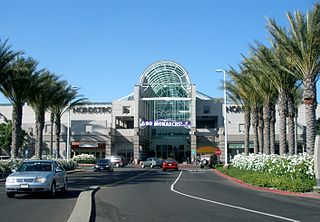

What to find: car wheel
left=201, top=159, right=208, bottom=165
left=141, top=164, right=145, bottom=168
left=61, top=179, right=68, bottom=193
left=151, top=164, right=154, bottom=168
left=49, top=182, right=56, bottom=198
left=6, top=192, right=15, bottom=198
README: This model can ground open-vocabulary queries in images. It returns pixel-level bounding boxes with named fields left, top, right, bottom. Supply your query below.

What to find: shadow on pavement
left=13, top=190, right=82, bottom=199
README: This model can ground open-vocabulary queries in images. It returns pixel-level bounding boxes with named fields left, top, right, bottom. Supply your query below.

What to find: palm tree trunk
left=10, top=103, right=23, bottom=158
left=287, top=94, right=295, bottom=155
left=244, top=109, right=250, bottom=154
left=278, top=91, right=288, bottom=154
left=270, top=104, right=276, bottom=154
left=263, top=102, right=271, bottom=154
left=304, top=77, right=317, bottom=155
left=54, top=115, right=61, bottom=158
left=50, top=113, right=54, bottom=156
left=258, top=110, right=264, bottom=153
left=34, top=109, right=45, bottom=159
left=251, top=106, right=259, bottom=154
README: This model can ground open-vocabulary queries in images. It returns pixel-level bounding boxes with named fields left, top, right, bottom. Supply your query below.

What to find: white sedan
left=5, top=160, right=67, bottom=198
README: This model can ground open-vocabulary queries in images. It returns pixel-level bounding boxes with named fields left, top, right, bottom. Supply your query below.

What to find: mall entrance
left=137, top=61, right=193, bottom=163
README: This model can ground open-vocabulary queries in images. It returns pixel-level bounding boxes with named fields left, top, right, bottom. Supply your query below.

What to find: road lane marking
left=170, top=171, right=300, bottom=222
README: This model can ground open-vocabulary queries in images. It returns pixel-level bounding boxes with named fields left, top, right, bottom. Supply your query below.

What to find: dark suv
left=94, top=159, right=114, bottom=172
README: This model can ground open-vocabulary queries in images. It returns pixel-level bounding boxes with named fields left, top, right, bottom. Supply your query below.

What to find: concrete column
left=218, top=129, right=227, bottom=164
left=190, top=84, right=197, bottom=163
left=105, top=127, right=112, bottom=157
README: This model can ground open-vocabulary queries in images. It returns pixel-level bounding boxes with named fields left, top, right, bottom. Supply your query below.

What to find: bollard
left=314, top=136, right=320, bottom=192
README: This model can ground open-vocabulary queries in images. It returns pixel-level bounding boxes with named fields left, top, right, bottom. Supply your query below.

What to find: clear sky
left=0, top=0, right=316, bottom=103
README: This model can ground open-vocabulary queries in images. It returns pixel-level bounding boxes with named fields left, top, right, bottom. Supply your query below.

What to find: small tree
left=0, top=120, right=27, bottom=156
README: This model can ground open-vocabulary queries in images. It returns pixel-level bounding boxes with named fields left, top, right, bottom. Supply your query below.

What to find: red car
left=162, top=159, right=179, bottom=171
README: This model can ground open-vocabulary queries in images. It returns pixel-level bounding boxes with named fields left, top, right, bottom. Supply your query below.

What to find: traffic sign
left=215, top=149, right=222, bottom=156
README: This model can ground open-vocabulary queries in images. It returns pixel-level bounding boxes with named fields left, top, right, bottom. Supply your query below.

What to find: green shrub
left=72, top=153, right=96, bottom=164
left=57, top=159, right=78, bottom=171
left=0, top=157, right=78, bottom=177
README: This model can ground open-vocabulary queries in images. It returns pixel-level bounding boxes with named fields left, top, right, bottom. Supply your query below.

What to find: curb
left=213, top=169, right=320, bottom=199
left=67, top=186, right=100, bottom=222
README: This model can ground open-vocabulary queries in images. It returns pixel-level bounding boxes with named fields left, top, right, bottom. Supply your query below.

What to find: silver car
left=5, top=160, right=67, bottom=198
left=141, top=158, right=163, bottom=168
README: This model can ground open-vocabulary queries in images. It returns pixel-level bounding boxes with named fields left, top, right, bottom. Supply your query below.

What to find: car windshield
left=17, top=162, right=53, bottom=172
left=98, top=159, right=110, bottom=164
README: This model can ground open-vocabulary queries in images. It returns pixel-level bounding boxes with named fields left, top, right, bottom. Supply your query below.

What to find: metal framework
left=139, top=61, right=192, bottom=122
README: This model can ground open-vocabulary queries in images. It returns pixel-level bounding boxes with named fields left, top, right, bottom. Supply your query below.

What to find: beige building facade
left=0, top=61, right=315, bottom=163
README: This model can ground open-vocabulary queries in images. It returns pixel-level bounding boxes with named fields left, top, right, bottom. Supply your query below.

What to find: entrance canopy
left=197, top=146, right=219, bottom=154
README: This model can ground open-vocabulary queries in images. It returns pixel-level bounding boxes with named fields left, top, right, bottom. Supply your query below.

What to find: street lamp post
left=66, top=86, right=79, bottom=160
left=216, top=69, right=228, bottom=165
left=66, top=103, right=71, bottom=160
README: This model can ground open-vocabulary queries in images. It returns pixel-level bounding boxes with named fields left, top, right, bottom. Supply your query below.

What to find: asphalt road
left=95, top=168, right=320, bottom=222
left=0, top=167, right=147, bottom=222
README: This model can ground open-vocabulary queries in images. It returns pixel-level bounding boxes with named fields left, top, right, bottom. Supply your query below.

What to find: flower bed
left=218, top=153, right=316, bottom=192
left=231, top=153, right=314, bottom=180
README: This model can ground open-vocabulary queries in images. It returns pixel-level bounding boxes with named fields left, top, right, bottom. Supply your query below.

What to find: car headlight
left=6, top=177, right=15, bottom=183
left=35, top=177, right=47, bottom=183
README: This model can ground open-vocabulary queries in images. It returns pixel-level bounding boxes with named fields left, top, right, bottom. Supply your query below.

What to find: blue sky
left=0, top=0, right=316, bottom=103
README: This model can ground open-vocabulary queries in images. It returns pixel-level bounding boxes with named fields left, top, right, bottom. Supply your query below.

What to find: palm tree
left=243, top=46, right=279, bottom=154
left=0, top=57, right=39, bottom=158
left=227, top=67, right=254, bottom=154
left=49, top=84, right=86, bottom=158
left=0, top=39, right=22, bottom=84
left=28, top=71, right=59, bottom=159
left=267, top=3, right=320, bottom=154
left=240, top=57, right=265, bottom=154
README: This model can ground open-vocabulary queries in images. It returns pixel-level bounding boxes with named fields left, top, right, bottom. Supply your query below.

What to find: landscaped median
left=215, top=153, right=316, bottom=193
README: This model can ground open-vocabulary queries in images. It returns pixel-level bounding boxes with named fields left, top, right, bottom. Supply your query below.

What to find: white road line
left=170, top=171, right=300, bottom=222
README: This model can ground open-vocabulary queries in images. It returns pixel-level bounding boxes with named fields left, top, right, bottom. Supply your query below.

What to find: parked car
left=162, top=159, right=179, bottom=171
left=141, top=158, right=163, bottom=168
left=5, top=160, right=67, bottom=198
left=199, top=154, right=218, bottom=169
left=94, top=159, right=114, bottom=172
left=106, top=155, right=127, bottom=167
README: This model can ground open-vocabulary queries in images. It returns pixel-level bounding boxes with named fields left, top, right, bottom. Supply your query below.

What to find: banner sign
left=140, top=119, right=191, bottom=129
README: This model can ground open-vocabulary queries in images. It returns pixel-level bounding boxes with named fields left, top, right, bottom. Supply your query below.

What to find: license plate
left=20, top=184, right=29, bottom=188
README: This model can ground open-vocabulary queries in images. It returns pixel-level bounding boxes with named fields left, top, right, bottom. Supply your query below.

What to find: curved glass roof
left=139, top=61, right=191, bottom=98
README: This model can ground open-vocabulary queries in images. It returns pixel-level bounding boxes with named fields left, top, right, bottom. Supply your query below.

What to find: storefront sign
left=73, top=107, right=112, bottom=114
left=140, top=119, right=191, bottom=129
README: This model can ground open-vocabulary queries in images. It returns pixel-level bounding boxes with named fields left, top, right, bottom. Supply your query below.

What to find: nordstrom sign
left=73, top=107, right=112, bottom=114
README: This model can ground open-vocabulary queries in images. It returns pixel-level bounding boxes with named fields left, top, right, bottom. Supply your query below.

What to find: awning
left=196, top=146, right=219, bottom=154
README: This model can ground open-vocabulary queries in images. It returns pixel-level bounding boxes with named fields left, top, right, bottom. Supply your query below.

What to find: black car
left=94, top=159, right=114, bottom=172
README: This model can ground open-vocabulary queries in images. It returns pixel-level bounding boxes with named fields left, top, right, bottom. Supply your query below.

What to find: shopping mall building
left=0, top=61, right=313, bottom=163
